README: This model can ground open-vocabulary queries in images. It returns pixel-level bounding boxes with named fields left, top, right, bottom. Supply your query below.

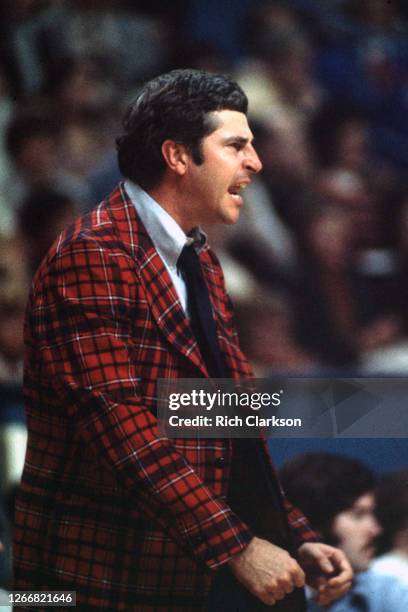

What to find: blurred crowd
left=1, top=0, right=408, bottom=599
left=2, top=0, right=408, bottom=384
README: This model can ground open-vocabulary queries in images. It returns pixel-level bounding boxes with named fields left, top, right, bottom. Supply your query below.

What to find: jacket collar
left=105, top=183, right=232, bottom=377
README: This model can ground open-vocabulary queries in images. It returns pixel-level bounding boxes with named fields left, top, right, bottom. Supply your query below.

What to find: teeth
left=230, top=183, right=247, bottom=194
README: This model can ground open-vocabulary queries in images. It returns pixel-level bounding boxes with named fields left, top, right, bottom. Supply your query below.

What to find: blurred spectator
left=371, top=470, right=408, bottom=585
left=280, top=452, right=408, bottom=610
left=0, top=301, right=25, bottom=388
left=0, top=233, right=28, bottom=384
left=203, top=225, right=260, bottom=304
left=235, top=291, right=318, bottom=376
left=313, top=169, right=379, bottom=250
left=44, top=54, right=118, bottom=123
left=310, top=102, right=397, bottom=249
left=310, top=103, right=373, bottom=177
left=64, top=0, right=169, bottom=86
left=7, top=0, right=169, bottom=97
left=252, top=116, right=315, bottom=224
left=0, top=233, right=26, bottom=599
left=60, top=114, right=113, bottom=183
left=0, top=63, right=17, bottom=235
left=43, top=52, right=123, bottom=209
left=2, top=0, right=67, bottom=97
left=236, top=0, right=323, bottom=126
left=0, top=232, right=27, bottom=302
left=390, top=195, right=408, bottom=332
left=5, top=106, right=91, bottom=212
left=358, top=194, right=408, bottom=373
left=291, top=199, right=402, bottom=369
left=0, top=385, right=25, bottom=503
left=6, top=106, right=60, bottom=186
left=17, top=187, right=77, bottom=276
left=317, top=0, right=408, bottom=167
left=343, top=0, right=405, bottom=34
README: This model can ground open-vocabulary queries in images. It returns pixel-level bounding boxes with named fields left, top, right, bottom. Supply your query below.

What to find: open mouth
left=228, top=182, right=248, bottom=202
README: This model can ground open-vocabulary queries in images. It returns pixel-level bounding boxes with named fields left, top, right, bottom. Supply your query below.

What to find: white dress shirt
left=124, top=180, right=206, bottom=314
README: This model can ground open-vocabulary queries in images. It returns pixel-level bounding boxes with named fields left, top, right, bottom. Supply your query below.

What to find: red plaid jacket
left=13, top=184, right=316, bottom=611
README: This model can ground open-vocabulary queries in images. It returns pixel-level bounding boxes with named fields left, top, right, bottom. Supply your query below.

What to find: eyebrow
left=223, top=135, right=255, bottom=145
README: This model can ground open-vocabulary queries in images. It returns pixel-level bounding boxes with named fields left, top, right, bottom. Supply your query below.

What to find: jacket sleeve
left=257, top=436, right=318, bottom=547
left=30, top=238, right=253, bottom=570
left=283, top=498, right=318, bottom=547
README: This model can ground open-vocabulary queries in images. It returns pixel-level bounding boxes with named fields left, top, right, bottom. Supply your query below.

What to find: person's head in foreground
left=280, top=452, right=381, bottom=573
left=116, top=69, right=262, bottom=231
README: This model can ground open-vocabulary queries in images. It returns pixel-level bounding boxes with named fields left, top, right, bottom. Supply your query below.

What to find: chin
left=223, top=210, right=241, bottom=225
left=354, top=559, right=371, bottom=573
left=223, top=217, right=239, bottom=225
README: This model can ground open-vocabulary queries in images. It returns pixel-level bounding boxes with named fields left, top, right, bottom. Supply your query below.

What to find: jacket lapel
left=200, top=254, right=232, bottom=341
left=199, top=250, right=243, bottom=377
left=105, top=184, right=209, bottom=376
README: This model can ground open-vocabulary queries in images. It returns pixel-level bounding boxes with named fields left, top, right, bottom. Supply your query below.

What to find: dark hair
left=280, top=452, right=376, bottom=543
left=5, top=108, right=59, bottom=161
left=116, top=69, right=248, bottom=190
left=375, top=470, right=408, bottom=554
left=18, top=187, right=76, bottom=274
left=18, top=187, right=74, bottom=240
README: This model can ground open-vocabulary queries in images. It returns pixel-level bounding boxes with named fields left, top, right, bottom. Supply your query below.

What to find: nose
left=368, top=515, right=382, bottom=538
left=244, top=145, right=263, bottom=174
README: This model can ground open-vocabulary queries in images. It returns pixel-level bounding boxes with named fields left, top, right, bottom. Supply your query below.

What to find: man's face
left=332, top=493, right=382, bottom=573
left=182, top=109, right=262, bottom=229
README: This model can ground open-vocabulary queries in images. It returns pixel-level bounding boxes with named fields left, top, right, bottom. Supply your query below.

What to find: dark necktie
left=177, top=244, right=227, bottom=377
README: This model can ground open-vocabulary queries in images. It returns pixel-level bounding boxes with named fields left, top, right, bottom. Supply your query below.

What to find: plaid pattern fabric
left=13, top=184, right=316, bottom=611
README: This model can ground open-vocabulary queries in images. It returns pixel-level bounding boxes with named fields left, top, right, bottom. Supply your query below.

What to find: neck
left=148, top=183, right=194, bottom=234
left=394, top=529, right=408, bottom=555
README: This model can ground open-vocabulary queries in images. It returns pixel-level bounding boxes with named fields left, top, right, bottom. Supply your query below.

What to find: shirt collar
left=124, top=180, right=207, bottom=269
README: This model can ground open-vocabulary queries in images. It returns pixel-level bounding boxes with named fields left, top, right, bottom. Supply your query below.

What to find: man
left=13, top=70, right=351, bottom=610
left=280, top=452, right=408, bottom=611
left=371, top=470, right=408, bottom=585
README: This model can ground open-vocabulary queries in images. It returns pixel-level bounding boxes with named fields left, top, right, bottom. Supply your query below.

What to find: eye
left=229, top=142, right=243, bottom=151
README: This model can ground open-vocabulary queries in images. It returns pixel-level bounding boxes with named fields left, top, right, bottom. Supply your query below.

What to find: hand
left=298, top=542, right=353, bottom=606
left=228, top=537, right=305, bottom=606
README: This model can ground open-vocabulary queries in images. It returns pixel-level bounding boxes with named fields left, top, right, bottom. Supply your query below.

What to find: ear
left=161, top=140, right=190, bottom=176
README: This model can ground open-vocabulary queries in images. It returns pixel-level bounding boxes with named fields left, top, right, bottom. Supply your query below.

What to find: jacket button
left=214, top=456, right=225, bottom=468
